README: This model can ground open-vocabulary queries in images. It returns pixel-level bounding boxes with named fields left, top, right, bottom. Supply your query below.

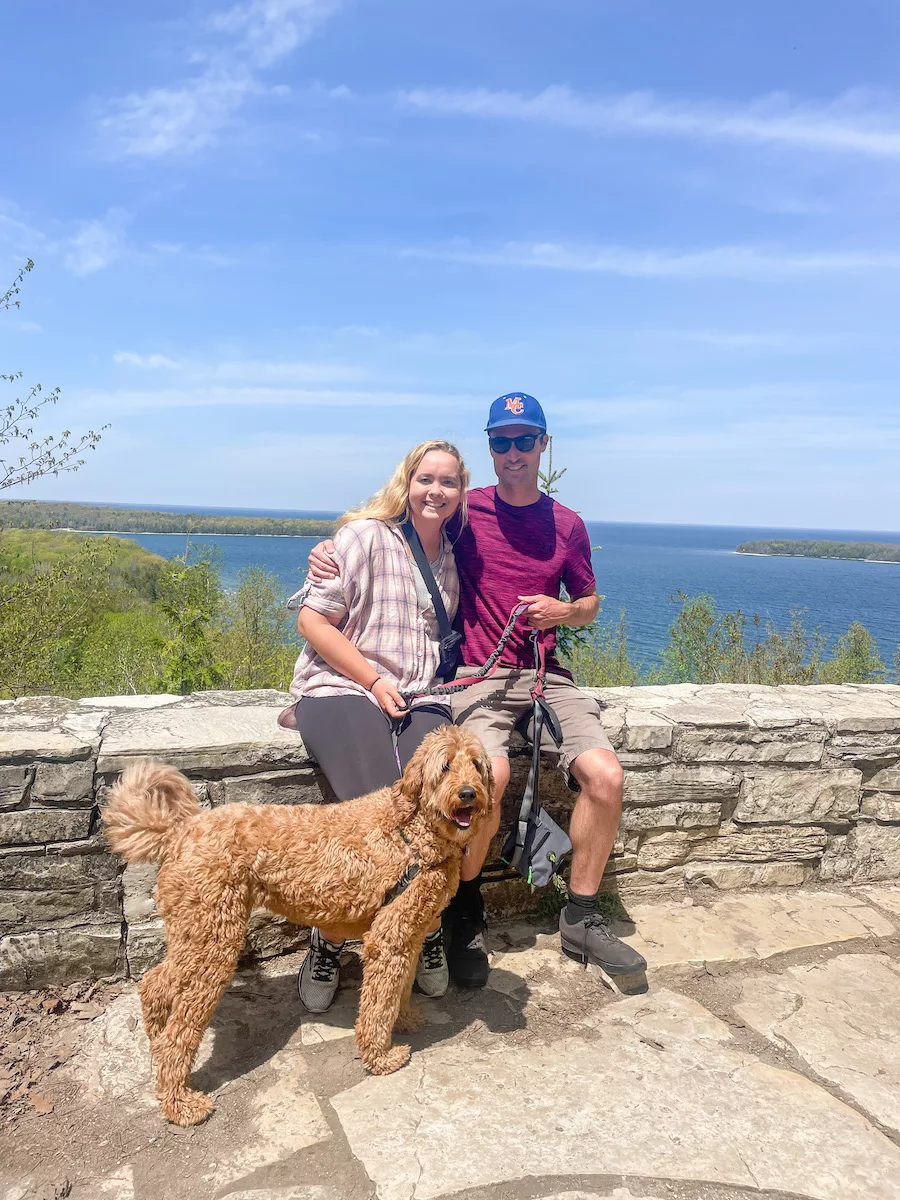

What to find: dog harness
left=382, top=825, right=421, bottom=907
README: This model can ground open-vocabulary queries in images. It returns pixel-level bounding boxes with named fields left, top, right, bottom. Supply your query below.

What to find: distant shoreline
left=59, top=528, right=318, bottom=540
left=736, top=538, right=900, bottom=566
left=736, top=550, right=900, bottom=565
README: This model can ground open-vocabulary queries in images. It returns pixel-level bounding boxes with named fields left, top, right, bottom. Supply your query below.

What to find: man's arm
left=518, top=591, right=599, bottom=631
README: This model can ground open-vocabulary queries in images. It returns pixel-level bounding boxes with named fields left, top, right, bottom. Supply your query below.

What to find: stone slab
left=0, top=923, right=123, bottom=989
left=736, top=954, right=900, bottom=1135
left=637, top=825, right=827, bottom=869
left=820, top=821, right=900, bottom=882
left=79, top=694, right=182, bottom=708
left=619, top=801, right=721, bottom=831
left=684, top=861, right=811, bottom=889
left=30, top=758, right=95, bottom=806
left=97, top=705, right=310, bottom=773
left=623, top=765, right=739, bottom=806
left=0, top=808, right=93, bottom=847
left=330, top=988, right=900, bottom=1200
left=623, top=890, right=894, bottom=970
left=677, top=727, right=825, bottom=764
left=861, top=793, right=900, bottom=821
left=866, top=765, right=900, bottom=792
left=735, top=767, right=861, bottom=825
left=0, top=765, right=29, bottom=811
left=857, top=885, right=900, bottom=919
left=204, top=1048, right=331, bottom=1188
left=218, top=768, right=325, bottom=806
left=0, top=731, right=94, bottom=762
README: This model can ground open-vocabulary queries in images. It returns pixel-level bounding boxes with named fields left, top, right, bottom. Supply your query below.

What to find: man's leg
left=558, top=746, right=646, bottom=975
left=447, top=670, right=529, bottom=987
left=567, top=747, right=623, bottom=895
left=443, top=755, right=508, bottom=987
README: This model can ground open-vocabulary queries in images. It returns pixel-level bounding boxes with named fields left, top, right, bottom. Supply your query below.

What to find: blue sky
left=2, top=0, right=899, bottom=526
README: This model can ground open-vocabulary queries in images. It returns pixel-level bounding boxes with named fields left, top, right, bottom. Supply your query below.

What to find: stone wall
left=2, top=684, right=899, bottom=990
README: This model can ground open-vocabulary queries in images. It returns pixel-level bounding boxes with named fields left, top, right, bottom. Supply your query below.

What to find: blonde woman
left=285, top=440, right=469, bottom=1012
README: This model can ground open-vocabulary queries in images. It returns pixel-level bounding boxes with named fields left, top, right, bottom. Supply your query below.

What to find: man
left=308, top=392, right=646, bottom=988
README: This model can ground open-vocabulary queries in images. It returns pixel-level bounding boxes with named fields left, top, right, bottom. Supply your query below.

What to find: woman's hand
left=308, top=539, right=339, bottom=583
left=370, top=678, right=409, bottom=719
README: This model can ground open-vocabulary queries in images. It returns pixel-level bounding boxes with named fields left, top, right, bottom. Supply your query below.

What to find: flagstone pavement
left=3, top=885, right=900, bottom=1200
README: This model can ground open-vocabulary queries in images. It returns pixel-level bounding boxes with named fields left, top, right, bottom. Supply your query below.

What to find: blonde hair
left=338, top=440, right=469, bottom=531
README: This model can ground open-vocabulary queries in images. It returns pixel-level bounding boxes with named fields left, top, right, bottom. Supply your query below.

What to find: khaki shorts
left=450, top=666, right=614, bottom=779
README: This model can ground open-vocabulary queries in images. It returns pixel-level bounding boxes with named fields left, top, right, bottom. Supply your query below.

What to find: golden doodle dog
left=103, top=724, right=492, bottom=1126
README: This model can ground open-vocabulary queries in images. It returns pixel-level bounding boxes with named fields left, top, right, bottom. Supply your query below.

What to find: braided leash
left=399, top=600, right=530, bottom=706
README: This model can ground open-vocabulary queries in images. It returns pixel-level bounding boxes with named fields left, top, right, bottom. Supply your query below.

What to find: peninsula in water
left=0, top=500, right=336, bottom=538
left=736, top=539, right=900, bottom=563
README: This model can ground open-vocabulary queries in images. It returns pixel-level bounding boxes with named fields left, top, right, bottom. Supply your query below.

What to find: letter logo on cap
left=504, top=396, right=525, bottom=415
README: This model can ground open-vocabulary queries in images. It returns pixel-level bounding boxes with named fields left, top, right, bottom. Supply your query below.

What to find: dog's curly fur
left=103, top=724, right=492, bottom=1127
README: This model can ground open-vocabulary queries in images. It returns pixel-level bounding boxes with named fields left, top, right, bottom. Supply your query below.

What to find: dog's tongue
left=454, top=806, right=473, bottom=828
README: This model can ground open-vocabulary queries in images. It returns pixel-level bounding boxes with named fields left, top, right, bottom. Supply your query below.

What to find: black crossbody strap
left=400, top=520, right=453, bottom=642
left=508, top=698, right=544, bottom=870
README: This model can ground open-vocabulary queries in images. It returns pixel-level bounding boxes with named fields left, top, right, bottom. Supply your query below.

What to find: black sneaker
left=444, top=905, right=490, bottom=988
left=559, top=909, right=647, bottom=975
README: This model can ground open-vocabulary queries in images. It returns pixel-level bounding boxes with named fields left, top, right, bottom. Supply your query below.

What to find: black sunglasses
left=488, top=433, right=542, bottom=454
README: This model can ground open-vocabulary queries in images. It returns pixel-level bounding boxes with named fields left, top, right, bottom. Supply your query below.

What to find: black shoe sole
left=560, top=943, right=647, bottom=975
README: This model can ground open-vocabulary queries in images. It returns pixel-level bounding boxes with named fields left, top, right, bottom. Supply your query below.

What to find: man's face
left=488, top=423, right=548, bottom=488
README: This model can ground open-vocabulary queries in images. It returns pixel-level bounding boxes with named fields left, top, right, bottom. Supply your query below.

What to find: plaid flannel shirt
left=287, top=518, right=459, bottom=707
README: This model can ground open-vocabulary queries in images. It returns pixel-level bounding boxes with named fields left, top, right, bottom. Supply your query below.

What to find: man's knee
left=572, top=749, right=623, bottom=802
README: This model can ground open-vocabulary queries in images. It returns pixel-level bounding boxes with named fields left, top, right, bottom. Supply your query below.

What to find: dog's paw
left=394, top=1003, right=425, bottom=1033
left=159, top=1088, right=215, bottom=1126
left=364, top=1043, right=411, bottom=1075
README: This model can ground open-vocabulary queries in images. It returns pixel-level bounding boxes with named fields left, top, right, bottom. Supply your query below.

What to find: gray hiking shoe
left=415, top=929, right=449, bottom=997
left=298, top=929, right=344, bottom=1012
left=559, top=910, right=647, bottom=975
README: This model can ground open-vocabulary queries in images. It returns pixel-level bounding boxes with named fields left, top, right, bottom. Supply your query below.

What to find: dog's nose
left=457, top=786, right=476, bottom=801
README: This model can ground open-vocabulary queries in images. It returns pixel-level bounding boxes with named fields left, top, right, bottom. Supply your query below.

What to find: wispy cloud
left=405, top=240, right=900, bottom=279
left=63, top=211, right=128, bottom=276
left=111, top=353, right=366, bottom=384
left=113, top=351, right=184, bottom=370
left=96, top=0, right=342, bottom=158
left=74, top=384, right=481, bottom=412
left=400, top=84, right=900, bottom=160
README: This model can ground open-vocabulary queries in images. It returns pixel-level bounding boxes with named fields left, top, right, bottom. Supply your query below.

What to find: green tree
left=0, top=537, right=120, bottom=697
left=157, top=550, right=223, bottom=694
left=215, top=566, right=298, bottom=690
left=820, top=621, right=886, bottom=683
left=2, top=262, right=106, bottom=494
left=563, top=609, right=642, bottom=687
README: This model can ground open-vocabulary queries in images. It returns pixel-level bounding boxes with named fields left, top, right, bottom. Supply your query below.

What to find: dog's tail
left=103, top=760, right=201, bottom=863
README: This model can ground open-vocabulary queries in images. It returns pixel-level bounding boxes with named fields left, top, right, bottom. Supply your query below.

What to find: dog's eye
left=442, top=762, right=451, bottom=773
left=472, top=759, right=482, bottom=770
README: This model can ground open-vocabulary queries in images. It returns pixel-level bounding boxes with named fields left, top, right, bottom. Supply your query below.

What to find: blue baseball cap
left=485, top=392, right=547, bottom=433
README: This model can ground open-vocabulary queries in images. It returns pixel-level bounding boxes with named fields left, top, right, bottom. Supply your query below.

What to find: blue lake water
left=106, top=507, right=900, bottom=672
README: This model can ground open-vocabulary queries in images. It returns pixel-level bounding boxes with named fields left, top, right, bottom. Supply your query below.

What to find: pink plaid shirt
left=287, top=518, right=459, bottom=707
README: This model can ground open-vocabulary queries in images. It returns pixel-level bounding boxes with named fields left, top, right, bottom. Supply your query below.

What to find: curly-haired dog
left=103, top=724, right=492, bottom=1126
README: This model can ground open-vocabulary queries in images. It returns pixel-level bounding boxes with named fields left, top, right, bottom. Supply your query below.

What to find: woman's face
left=407, top=450, right=463, bottom=529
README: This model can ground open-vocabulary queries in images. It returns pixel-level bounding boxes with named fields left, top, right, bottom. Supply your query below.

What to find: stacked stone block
left=1, top=684, right=899, bottom=989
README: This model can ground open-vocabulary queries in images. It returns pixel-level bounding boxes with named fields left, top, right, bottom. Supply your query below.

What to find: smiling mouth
left=452, top=806, right=473, bottom=829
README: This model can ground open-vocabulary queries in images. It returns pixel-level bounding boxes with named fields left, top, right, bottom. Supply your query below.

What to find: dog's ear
left=394, top=747, right=425, bottom=825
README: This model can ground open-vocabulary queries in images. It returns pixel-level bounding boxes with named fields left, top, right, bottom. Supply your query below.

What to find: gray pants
left=293, top=696, right=451, bottom=801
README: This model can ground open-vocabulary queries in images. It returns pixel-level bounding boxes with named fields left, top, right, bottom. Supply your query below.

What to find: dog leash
left=388, top=600, right=531, bottom=774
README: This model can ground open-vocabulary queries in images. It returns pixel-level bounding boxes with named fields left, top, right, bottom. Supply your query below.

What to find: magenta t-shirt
left=449, top=486, right=596, bottom=676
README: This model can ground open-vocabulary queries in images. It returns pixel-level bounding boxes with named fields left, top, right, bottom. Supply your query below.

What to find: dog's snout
left=457, top=785, right=476, bottom=802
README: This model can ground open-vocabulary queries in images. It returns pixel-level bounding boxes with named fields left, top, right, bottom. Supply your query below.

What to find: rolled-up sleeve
left=286, top=526, right=371, bottom=621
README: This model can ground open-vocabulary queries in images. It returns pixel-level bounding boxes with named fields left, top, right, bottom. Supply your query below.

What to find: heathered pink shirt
left=450, top=486, right=596, bottom=677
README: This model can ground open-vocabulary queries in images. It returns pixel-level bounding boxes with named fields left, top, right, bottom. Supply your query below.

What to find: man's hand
left=517, top=594, right=574, bottom=631
left=308, top=539, right=339, bottom=583
left=371, top=678, right=409, bottom=719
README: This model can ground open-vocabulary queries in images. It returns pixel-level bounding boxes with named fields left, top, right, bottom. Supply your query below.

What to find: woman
left=285, top=439, right=469, bottom=1013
